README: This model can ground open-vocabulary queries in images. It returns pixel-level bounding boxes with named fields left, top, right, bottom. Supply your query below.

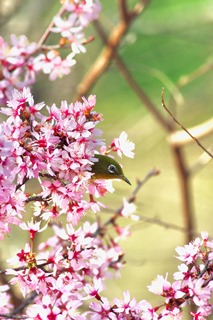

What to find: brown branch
left=74, top=0, right=202, bottom=246
left=103, top=168, right=160, bottom=228
left=92, top=19, right=173, bottom=132
left=0, top=314, right=27, bottom=319
left=118, top=0, right=150, bottom=22
left=75, top=0, right=150, bottom=100
left=168, top=118, right=213, bottom=146
left=25, top=195, right=50, bottom=203
left=117, top=168, right=160, bottom=209
left=92, top=168, right=159, bottom=237
left=118, top=0, right=130, bottom=22
left=75, top=20, right=130, bottom=99
left=114, top=55, right=173, bottom=131
left=137, top=215, right=200, bottom=237
left=8, top=292, right=38, bottom=317
left=0, top=261, right=22, bottom=310
left=92, top=15, right=196, bottom=242
left=15, top=176, right=29, bottom=191
left=36, top=2, right=67, bottom=49
left=160, top=90, right=197, bottom=242
left=162, top=88, right=213, bottom=158
left=172, top=147, right=195, bottom=242
left=102, top=168, right=202, bottom=240
left=129, top=0, right=151, bottom=19
left=41, top=35, right=95, bottom=51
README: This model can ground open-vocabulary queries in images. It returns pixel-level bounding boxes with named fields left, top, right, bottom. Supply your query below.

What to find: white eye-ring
left=108, top=164, right=117, bottom=174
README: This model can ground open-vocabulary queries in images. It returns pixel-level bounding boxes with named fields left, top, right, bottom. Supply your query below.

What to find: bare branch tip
left=152, top=168, right=161, bottom=176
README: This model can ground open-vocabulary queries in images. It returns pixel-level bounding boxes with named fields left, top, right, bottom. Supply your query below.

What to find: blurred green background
left=1, top=0, right=213, bottom=314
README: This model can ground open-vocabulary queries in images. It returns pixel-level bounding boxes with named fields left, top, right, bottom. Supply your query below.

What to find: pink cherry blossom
left=19, top=220, right=48, bottom=239
left=0, top=2, right=101, bottom=104
left=89, top=297, right=116, bottom=320
left=148, top=274, right=171, bottom=296
left=110, top=131, right=135, bottom=158
left=120, top=198, right=138, bottom=221
left=64, top=0, right=101, bottom=27
left=113, top=291, right=137, bottom=314
left=0, top=285, right=13, bottom=314
left=52, top=15, right=83, bottom=39
left=84, top=277, right=104, bottom=299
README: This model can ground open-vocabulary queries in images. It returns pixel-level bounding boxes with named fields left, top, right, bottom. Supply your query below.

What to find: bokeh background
left=1, top=0, right=213, bottom=316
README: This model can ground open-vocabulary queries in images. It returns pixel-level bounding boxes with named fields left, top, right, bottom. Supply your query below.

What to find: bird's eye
left=108, top=164, right=117, bottom=175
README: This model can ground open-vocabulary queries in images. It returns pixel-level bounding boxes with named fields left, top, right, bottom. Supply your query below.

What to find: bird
left=91, top=154, right=131, bottom=185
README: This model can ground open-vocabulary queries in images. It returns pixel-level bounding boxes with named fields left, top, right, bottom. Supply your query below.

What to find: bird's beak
left=121, top=175, right=131, bottom=185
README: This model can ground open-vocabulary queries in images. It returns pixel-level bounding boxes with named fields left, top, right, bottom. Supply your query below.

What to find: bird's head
left=91, top=154, right=131, bottom=185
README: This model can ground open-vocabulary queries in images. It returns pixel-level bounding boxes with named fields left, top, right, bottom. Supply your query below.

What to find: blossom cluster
left=0, top=87, right=135, bottom=241
left=0, top=86, right=137, bottom=317
left=147, top=232, right=213, bottom=319
left=1, top=225, right=212, bottom=319
left=84, top=232, right=213, bottom=319
left=0, top=0, right=101, bottom=105
left=5, top=221, right=126, bottom=319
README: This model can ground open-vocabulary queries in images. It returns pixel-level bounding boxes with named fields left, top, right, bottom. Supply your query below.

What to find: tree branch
left=168, top=118, right=213, bottom=147
left=75, top=0, right=150, bottom=100
left=162, top=88, right=213, bottom=158
left=36, top=2, right=67, bottom=49
left=103, top=168, right=160, bottom=228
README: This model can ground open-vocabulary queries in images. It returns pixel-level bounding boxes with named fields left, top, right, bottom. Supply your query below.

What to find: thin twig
left=9, top=292, right=38, bottom=316
left=41, top=35, right=95, bottom=51
left=136, top=215, right=199, bottom=237
left=92, top=169, right=159, bottom=237
left=118, top=168, right=160, bottom=210
left=0, top=315, right=27, bottom=319
left=100, top=168, right=203, bottom=239
left=15, top=176, right=29, bottom=191
left=162, top=88, right=213, bottom=158
left=168, top=118, right=213, bottom=146
left=37, top=2, right=67, bottom=49
left=25, top=195, right=50, bottom=203
left=104, top=168, right=160, bottom=228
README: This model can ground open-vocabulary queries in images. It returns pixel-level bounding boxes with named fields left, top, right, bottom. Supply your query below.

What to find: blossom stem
left=36, top=2, right=68, bottom=50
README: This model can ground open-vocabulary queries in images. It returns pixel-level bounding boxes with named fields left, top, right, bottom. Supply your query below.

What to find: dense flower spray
left=0, top=1, right=101, bottom=104
left=0, top=88, right=104, bottom=236
left=0, top=87, right=137, bottom=318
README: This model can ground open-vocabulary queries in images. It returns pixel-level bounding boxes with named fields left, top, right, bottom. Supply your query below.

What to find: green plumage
left=91, top=154, right=131, bottom=185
